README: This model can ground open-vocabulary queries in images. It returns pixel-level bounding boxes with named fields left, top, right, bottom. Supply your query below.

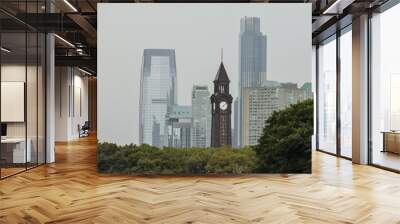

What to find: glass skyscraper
left=139, top=49, right=177, bottom=148
left=191, top=85, right=211, bottom=148
left=237, top=17, right=267, bottom=147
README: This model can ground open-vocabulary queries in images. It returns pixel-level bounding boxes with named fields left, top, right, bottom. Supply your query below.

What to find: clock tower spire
left=210, top=61, right=233, bottom=147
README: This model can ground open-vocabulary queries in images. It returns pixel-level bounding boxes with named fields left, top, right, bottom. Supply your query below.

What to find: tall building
left=238, top=17, right=267, bottom=147
left=242, top=82, right=313, bottom=146
left=242, top=85, right=279, bottom=146
left=165, top=105, right=192, bottom=148
left=191, top=85, right=211, bottom=148
left=139, top=49, right=177, bottom=148
left=211, top=62, right=233, bottom=147
left=277, top=82, right=313, bottom=109
left=300, top=83, right=313, bottom=100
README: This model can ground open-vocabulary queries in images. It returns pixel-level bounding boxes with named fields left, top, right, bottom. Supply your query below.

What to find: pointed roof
left=214, top=62, right=230, bottom=82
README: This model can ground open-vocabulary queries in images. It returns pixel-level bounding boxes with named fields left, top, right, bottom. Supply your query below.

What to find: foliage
left=98, top=99, right=313, bottom=175
left=97, top=143, right=257, bottom=175
left=253, top=99, right=313, bottom=173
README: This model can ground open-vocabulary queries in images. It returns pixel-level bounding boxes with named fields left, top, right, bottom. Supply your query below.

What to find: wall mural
left=97, top=3, right=313, bottom=174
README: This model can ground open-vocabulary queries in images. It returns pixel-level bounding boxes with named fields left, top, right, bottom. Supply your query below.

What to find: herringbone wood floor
left=1, top=135, right=400, bottom=224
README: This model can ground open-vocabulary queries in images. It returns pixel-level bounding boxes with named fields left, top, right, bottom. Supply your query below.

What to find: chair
left=79, top=121, right=90, bottom=138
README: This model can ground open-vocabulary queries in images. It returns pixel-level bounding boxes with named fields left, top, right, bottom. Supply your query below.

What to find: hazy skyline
left=98, top=4, right=311, bottom=145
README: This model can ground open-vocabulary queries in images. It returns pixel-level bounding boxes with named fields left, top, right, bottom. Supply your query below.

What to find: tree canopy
left=254, top=99, right=313, bottom=173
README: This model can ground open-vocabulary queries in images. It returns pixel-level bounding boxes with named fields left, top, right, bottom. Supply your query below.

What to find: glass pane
left=0, top=1, right=46, bottom=178
left=27, top=31, right=38, bottom=169
left=318, top=37, right=337, bottom=154
left=340, top=29, right=352, bottom=158
left=312, top=46, right=317, bottom=151
left=371, top=5, right=400, bottom=171
left=1, top=32, right=27, bottom=177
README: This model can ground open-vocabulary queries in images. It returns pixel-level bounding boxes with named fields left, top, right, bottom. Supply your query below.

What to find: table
left=1, top=138, right=31, bottom=164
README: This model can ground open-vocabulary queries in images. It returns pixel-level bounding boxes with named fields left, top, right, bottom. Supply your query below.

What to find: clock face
left=219, top=101, right=228, bottom=111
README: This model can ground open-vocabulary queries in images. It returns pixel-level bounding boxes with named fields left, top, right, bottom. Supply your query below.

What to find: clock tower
left=211, top=61, right=233, bottom=147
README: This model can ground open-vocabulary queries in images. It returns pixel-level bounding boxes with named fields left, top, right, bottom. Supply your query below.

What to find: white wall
left=55, top=67, right=69, bottom=141
left=72, top=73, right=89, bottom=138
left=1, top=66, right=26, bottom=137
left=55, top=67, right=89, bottom=141
left=1, top=63, right=47, bottom=163
left=1, top=65, right=39, bottom=138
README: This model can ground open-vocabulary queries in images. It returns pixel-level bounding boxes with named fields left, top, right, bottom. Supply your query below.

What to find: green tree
left=254, top=99, right=313, bottom=173
left=97, top=143, right=258, bottom=175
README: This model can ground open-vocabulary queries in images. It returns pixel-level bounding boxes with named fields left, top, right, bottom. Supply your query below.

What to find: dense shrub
left=254, top=99, right=313, bottom=173
left=97, top=143, right=257, bottom=175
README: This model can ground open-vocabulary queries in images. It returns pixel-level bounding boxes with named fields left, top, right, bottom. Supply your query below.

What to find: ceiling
left=0, top=0, right=393, bottom=75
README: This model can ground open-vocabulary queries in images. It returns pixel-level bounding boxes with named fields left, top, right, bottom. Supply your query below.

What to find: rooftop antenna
left=221, top=48, right=223, bottom=62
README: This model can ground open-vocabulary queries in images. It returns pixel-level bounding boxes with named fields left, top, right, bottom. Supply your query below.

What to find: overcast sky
left=98, top=3, right=311, bottom=144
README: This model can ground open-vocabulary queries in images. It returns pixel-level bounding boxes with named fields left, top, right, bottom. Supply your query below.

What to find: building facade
left=238, top=16, right=267, bottom=147
left=165, top=105, right=192, bottom=148
left=191, top=85, right=211, bottom=148
left=277, top=82, right=313, bottom=109
left=242, top=82, right=313, bottom=146
left=242, top=86, right=279, bottom=146
left=139, top=49, right=177, bottom=148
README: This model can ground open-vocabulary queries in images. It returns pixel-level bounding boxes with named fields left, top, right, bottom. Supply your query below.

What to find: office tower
left=277, top=82, right=313, bottom=109
left=242, top=82, right=313, bottom=146
left=242, top=85, right=279, bottom=146
left=191, top=85, right=211, bottom=148
left=300, top=82, right=313, bottom=100
left=165, top=105, right=192, bottom=148
left=238, top=17, right=267, bottom=147
left=211, top=62, right=233, bottom=147
left=277, top=83, right=299, bottom=109
left=139, top=49, right=177, bottom=148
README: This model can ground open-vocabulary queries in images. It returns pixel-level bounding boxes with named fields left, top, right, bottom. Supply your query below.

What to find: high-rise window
left=317, top=36, right=337, bottom=154
left=371, top=4, right=400, bottom=171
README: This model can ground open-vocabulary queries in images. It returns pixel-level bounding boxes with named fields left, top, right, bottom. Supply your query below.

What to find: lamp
left=54, top=34, right=75, bottom=48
